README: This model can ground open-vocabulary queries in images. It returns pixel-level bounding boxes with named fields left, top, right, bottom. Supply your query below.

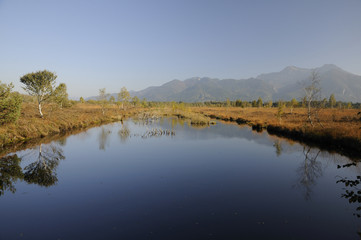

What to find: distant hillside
left=88, top=64, right=361, bottom=102
left=258, top=64, right=361, bottom=102
left=131, top=77, right=275, bottom=102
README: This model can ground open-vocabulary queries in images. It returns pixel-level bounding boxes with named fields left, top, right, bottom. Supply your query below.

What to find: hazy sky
left=0, top=0, right=360, bottom=98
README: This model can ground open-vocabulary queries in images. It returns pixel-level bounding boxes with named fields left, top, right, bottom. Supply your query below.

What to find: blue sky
left=0, top=0, right=360, bottom=98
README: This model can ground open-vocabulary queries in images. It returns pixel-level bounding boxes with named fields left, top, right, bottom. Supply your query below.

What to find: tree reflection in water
left=98, top=127, right=111, bottom=150
left=23, top=143, right=65, bottom=187
left=273, top=140, right=283, bottom=156
left=0, top=142, right=65, bottom=195
left=118, top=123, right=130, bottom=143
left=294, top=146, right=322, bottom=200
left=0, top=154, right=23, bottom=196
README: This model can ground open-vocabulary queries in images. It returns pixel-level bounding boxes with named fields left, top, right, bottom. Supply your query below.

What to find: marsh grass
left=193, top=106, right=361, bottom=158
left=0, top=102, right=142, bottom=148
left=2, top=103, right=360, bottom=158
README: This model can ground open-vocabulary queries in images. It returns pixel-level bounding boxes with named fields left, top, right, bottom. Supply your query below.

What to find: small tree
left=141, top=98, right=148, bottom=108
left=303, top=70, right=321, bottom=127
left=251, top=100, right=257, bottom=107
left=257, top=97, right=263, bottom=108
left=117, top=87, right=130, bottom=110
left=109, top=96, right=115, bottom=105
left=289, top=98, right=298, bottom=114
left=52, top=83, right=69, bottom=109
left=226, top=98, right=231, bottom=108
left=321, top=98, right=327, bottom=108
left=0, top=81, right=22, bottom=124
left=131, top=96, right=140, bottom=107
left=98, top=88, right=108, bottom=115
left=20, top=70, right=57, bottom=118
left=80, top=96, right=85, bottom=103
left=347, top=102, right=352, bottom=109
left=276, top=101, right=285, bottom=122
left=329, top=94, right=336, bottom=108
left=266, top=100, right=273, bottom=108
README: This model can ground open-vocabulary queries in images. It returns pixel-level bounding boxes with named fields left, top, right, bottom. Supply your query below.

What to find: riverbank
left=1, top=104, right=361, bottom=160
left=0, top=103, right=142, bottom=150
left=192, top=107, right=361, bottom=159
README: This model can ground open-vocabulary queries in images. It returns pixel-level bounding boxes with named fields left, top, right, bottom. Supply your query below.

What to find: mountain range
left=100, top=64, right=361, bottom=102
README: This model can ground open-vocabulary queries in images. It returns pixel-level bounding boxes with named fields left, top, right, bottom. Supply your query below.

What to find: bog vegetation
left=0, top=70, right=361, bottom=156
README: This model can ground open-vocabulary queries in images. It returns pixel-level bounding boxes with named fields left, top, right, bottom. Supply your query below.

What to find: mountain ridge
left=89, top=64, right=361, bottom=102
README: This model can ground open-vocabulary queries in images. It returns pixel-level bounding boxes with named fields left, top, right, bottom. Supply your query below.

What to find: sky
left=0, top=0, right=360, bottom=99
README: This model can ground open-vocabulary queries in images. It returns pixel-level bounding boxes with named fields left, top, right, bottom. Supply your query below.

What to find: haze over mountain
left=98, top=64, right=361, bottom=102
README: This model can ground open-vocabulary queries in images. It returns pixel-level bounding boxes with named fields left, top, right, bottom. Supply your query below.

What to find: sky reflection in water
left=0, top=118, right=360, bottom=240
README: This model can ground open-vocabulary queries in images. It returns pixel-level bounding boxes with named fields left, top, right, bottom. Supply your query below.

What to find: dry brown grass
left=192, top=106, right=361, bottom=158
left=1, top=103, right=360, bottom=158
left=146, top=107, right=211, bottom=125
left=0, top=102, right=142, bottom=148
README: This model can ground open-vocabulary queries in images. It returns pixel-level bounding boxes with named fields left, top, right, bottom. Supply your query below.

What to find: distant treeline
left=85, top=97, right=361, bottom=109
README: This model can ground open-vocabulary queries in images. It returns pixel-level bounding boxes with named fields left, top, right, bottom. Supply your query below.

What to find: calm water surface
left=1, top=118, right=361, bottom=239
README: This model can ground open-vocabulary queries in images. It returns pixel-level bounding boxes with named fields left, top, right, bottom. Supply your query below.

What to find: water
left=1, top=118, right=360, bottom=239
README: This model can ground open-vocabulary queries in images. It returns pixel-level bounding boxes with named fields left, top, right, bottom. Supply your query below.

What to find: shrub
left=0, top=82, right=22, bottom=125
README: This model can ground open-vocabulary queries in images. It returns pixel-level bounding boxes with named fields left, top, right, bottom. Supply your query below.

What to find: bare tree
left=303, top=70, right=322, bottom=127
left=98, top=88, right=108, bottom=115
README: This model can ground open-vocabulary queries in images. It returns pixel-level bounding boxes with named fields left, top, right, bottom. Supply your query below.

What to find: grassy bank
left=192, top=107, right=361, bottom=159
left=0, top=103, right=142, bottom=149
left=140, top=107, right=212, bottom=126
left=2, top=103, right=361, bottom=159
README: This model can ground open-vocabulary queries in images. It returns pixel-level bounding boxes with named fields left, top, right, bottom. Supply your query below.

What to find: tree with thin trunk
left=98, top=88, right=108, bottom=115
left=329, top=94, right=336, bottom=108
left=303, top=70, right=321, bottom=127
left=52, top=83, right=69, bottom=109
left=118, top=87, right=130, bottom=110
left=131, top=96, right=140, bottom=107
left=289, top=98, right=298, bottom=114
left=109, top=96, right=115, bottom=105
left=257, top=97, right=263, bottom=108
left=20, top=70, right=57, bottom=118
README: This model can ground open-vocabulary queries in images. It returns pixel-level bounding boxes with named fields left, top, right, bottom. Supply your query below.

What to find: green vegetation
left=0, top=68, right=361, bottom=159
left=98, top=88, right=108, bottom=115
left=20, top=70, right=65, bottom=118
left=118, top=87, right=130, bottom=110
left=0, top=81, right=22, bottom=125
left=329, top=94, right=336, bottom=109
left=52, top=83, right=70, bottom=109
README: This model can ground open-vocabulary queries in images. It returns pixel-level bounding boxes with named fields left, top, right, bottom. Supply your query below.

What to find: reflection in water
left=273, top=140, right=283, bottom=156
left=118, top=123, right=130, bottom=143
left=0, top=154, right=23, bottom=196
left=169, top=117, right=185, bottom=130
left=294, top=146, right=322, bottom=200
left=57, top=137, right=67, bottom=146
left=98, top=127, right=111, bottom=150
left=2, top=118, right=361, bottom=239
left=24, top=144, right=65, bottom=187
left=0, top=142, right=65, bottom=195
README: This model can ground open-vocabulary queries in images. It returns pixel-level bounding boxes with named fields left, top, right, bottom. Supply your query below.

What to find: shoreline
left=0, top=103, right=144, bottom=155
left=195, top=107, right=361, bottom=160
left=1, top=104, right=360, bottom=160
